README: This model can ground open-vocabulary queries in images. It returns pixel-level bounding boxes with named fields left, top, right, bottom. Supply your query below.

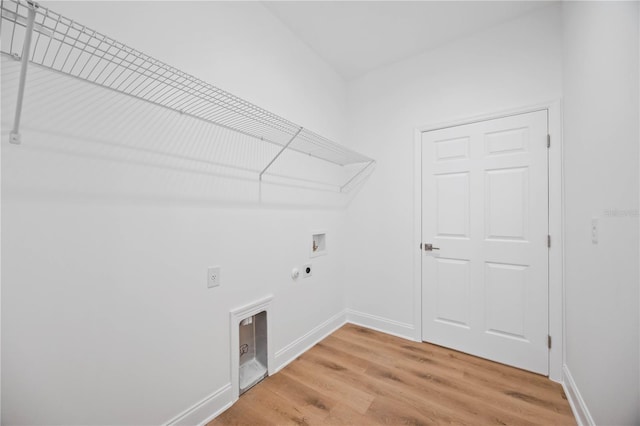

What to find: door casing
left=412, top=100, right=563, bottom=382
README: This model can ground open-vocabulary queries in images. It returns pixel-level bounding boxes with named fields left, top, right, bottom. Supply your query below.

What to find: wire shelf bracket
left=340, top=160, right=376, bottom=192
left=0, top=0, right=375, bottom=192
left=8, top=0, right=35, bottom=144
left=259, top=127, right=303, bottom=181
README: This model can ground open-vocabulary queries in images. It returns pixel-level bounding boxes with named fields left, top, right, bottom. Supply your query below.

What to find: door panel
left=485, top=262, right=528, bottom=340
left=435, top=173, right=469, bottom=238
left=421, top=110, right=548, bottom=375
left=485, top=167, right=528, bottom=240
left=434, top=136, right=470, bottom=161
left=435, top=258, right=471, bottom=328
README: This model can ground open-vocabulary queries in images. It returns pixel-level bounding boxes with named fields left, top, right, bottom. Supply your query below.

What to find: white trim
left=413, top=129, right=423, bottom=344
left=273, top=310, right=347, bottom=373
left=547, top=100, right=564, bottom=382
left=562, top=365, right=595, bottom=426
left=229, top=295, right=274, bottom=402
left=412, top=128, right=423, bottom=342
left=346, top=309, right=416, bottom=341
left=178, top=309, right=345, bottom=425
left=415, top=102, right=552, bottom=133
left=412, top=100, right=564, bottom=381
left=165, top=384, right=233, bottom=426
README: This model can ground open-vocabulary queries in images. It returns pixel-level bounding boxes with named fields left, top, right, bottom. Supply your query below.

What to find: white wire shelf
left=0, top=0, right=374, bottom=192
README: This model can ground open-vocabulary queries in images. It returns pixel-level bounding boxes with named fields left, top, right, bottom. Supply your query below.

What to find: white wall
left=343, top=5, right=562, bottom=334
left=4, top=2, right=638, bottom=424
left=1, top=2, right=352, bottom=424
left=562, top=2, right=640, bottom=425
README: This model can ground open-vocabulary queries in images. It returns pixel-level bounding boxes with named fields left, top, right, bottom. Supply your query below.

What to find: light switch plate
left=208, top=266, right=221, bottom=288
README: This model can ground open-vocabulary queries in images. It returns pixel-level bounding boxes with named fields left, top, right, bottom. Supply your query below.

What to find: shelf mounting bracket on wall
left=8, top=0, right=36, bottom=144
left=340, top=159, right=375, bottom=193
left=259, top=127, right=303, bottom=181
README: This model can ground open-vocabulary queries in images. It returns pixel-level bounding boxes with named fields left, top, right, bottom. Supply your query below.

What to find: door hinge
left=547, top=235, right=551, bottom=248
left=548, top=335, right=552, bottom=349
left=547, top=134, right=551, bottom=148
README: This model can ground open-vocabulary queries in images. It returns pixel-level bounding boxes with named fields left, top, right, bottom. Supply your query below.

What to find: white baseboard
left=165, top=383, right=233, bottom=426
left=167, top=309, right=417, bottom=425
left=346, top=309, right=416, bottom=341
left=273, top=310, right=347, bottom=373
left=562, top=365, right=595, bottom=426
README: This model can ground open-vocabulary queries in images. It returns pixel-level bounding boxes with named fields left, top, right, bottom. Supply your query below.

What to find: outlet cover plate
left=208, top=266, right=221, bottom=288
left=302, top=263, right=312, bottom=278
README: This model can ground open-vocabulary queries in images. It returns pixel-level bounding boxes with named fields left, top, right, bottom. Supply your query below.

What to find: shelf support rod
left=340, top=160, right=376, bottom=193
left=10, top=1, right=37, bottom=145
left=259, top=127, right=303, bottom=181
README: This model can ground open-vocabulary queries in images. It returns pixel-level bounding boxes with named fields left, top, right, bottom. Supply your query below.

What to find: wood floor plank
left=279, top=358, right=376, bottom=414
left=364, top=362, right=542, bottom=425
left=345, top=324, right=572, bottom=414
left=265, top=371, right=337, bottom=422
left=296, top=350, right=473, bottom=424
left=337, top=323, right=567, bottom=404
left=232, top=383, right=312, bottom=426
left=324, top=402, right=383, bottom=426
left=364, top=395, right=442, bottom=426
left=312, top=341, right=372, bottom=374
left=337, top=326, right=573, bottom=424
left=209, top=324, right=576, bottom=426
left=340, top=324, right=558, bottom=392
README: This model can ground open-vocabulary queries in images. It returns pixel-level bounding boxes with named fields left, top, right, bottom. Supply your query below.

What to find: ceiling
left=263, top=1, right=554, bottom=80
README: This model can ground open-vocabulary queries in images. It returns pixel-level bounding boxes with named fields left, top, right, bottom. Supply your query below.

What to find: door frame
left=412, top=100, right=563, bottom=382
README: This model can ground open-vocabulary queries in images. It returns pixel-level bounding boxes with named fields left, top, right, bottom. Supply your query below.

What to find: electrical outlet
left=302, top=263, right=312, bottom=278
left=208, top=266, right=221, bottom=288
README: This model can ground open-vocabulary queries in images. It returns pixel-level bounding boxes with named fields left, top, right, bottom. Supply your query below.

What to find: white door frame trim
left=412, top=100, right=564, bottom=381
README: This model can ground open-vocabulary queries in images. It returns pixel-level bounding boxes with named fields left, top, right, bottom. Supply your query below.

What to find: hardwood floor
left=210, top=324, right=576, bottom=425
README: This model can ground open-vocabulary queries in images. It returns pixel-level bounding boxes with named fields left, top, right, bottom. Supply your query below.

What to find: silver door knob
left=423, top=243, right=440, bottom=251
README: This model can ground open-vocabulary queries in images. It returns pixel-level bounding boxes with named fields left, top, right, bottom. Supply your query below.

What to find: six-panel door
left=421, top=110, right=549, bottom=375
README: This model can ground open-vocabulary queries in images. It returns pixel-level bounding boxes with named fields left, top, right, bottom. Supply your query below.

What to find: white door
left=421, top=110, right=549, bottom=375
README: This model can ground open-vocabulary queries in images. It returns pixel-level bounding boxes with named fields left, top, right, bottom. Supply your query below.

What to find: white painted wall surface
left=343, top=6, right=562, bottom=334
left=562, top=2, right=640, bottom=425
left=1, top=2, right=351, bottom=424
left=4, top=2, right=638, bottom=424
